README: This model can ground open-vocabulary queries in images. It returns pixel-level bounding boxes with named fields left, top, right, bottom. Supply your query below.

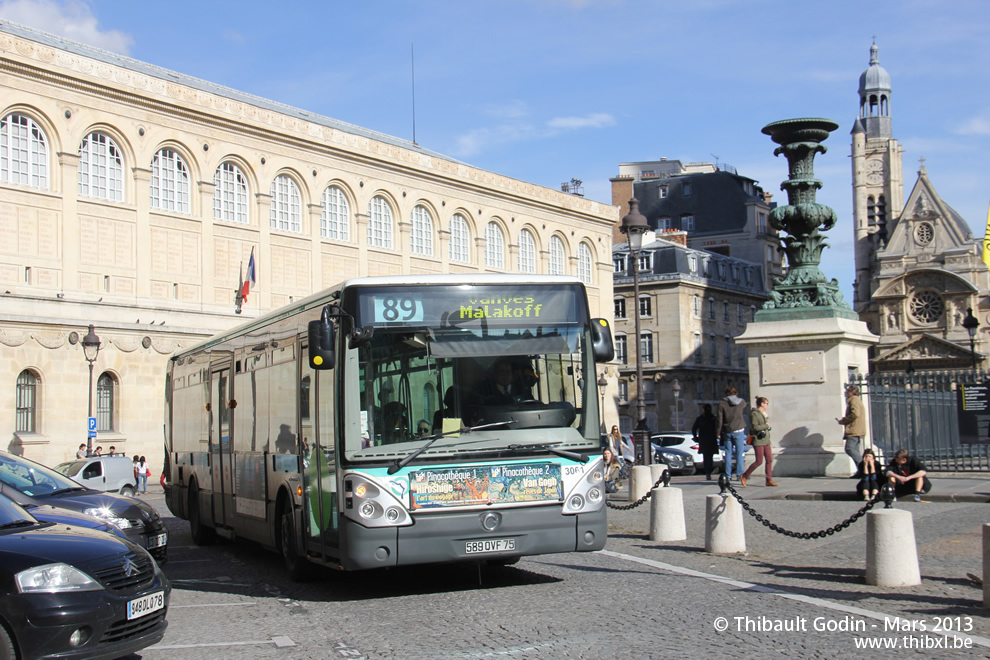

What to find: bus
left=164, top=274, right=614, bottom=578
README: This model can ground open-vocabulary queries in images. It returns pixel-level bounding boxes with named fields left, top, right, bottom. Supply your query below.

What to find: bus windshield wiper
left=387, top=420, right=514, bottom=475
left=506, top=442, right=589, bottom=463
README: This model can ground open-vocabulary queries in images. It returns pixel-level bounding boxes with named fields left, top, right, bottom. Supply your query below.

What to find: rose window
left=909, top=290, right=943, bottom=324
left=915, top=222, right=934, bottom=245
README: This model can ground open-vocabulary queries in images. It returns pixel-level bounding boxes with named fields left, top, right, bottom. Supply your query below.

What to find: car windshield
left=0, top=493, right=40, bottom=528
left=54, top=461, right=84, bottom=478
left=0, top=454, right=84, bottom=498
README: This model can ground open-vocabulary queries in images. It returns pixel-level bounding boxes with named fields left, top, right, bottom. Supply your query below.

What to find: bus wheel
left=188, top=481, right=215, bottom=546
left=279, top=503, right=311, bottom=582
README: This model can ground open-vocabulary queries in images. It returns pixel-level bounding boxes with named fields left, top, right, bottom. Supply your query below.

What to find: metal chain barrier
left=606, top=474, right=668, bottom=511
left=723, top=480, right=881, bottom=539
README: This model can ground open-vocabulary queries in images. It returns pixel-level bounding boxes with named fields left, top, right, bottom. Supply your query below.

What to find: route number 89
left=375, top=296, right=422, bottom=322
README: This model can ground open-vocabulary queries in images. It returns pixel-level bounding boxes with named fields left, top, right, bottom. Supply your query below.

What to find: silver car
left=651, top=432, right=723, bottom=469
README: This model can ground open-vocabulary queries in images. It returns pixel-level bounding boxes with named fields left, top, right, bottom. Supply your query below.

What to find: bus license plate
left=465, top=539, right=515, bottom=555
left=127, top=591, right=165, bottom=620
left=148, top=533, right=167, bottom=549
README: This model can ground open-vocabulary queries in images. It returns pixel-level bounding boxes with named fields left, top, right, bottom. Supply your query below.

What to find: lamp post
left=963, top=307, right=980, bottom=370
left=597, top=373, right=608, bottom=433
left=672, top=377, right=681, bottom=431
left=621, top=198, right=651, bottom=465
left=82, top=324, right=101, bottom=457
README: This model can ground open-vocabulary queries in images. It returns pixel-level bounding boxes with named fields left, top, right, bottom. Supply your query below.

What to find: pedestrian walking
left=741, top=396, right=777, bottom=487
left=691, top=404, right=719, bottom=480
left=76, top=444, right=86, bottom=459
left=602, top=449, right=621, bottom=493
left=836, top=385, right=866, bottom=469
left=92, top=446, right=102, bottom=457
left=607, top=425, right=622, bottom=456
left=137, top=455, right=149, bottom=494
left=885, top=448, right=932, bottom=502
left=716, top=386, right=748, bottom=480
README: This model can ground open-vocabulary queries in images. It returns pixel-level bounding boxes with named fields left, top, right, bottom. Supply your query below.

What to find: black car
left=651, top=443, right=696, bottom=476
left=0, top=451, right=168, bottom=564
left=0, top=494, right=169, bottom=659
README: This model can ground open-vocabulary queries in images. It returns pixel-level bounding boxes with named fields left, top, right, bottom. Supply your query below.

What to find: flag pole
left=234, top=259, right=244, bottom=314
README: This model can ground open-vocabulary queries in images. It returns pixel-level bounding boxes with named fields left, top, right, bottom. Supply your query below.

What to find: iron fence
left=853, top=370, right=990, bottom=472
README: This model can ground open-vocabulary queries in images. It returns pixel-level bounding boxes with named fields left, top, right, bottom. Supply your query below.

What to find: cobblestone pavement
left=134, top=482, right=990, bottom=659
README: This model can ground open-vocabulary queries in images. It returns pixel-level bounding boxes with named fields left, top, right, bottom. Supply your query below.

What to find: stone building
left=0, top=20, right=618, bottom=466
left=850, top=42, right=987, bottom=371
left=611, top=229, right=767, bottom=433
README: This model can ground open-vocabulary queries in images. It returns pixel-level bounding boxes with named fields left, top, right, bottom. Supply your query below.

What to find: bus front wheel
left=188, top=481, right=216, bottom=546
left=279, top=502, right=311, bottom=582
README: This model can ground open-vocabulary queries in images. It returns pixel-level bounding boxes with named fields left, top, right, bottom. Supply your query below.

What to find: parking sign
left=88, top=417, right=97, bottom=438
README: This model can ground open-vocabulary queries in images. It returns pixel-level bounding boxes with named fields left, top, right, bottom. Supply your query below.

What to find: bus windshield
left=341, top=284, right=599, bottom=463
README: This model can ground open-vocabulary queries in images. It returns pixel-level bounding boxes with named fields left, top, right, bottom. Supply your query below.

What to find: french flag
left=241, top=248, right=256, bottom=302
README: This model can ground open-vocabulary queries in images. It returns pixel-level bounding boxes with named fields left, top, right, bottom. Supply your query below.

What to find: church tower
left=851, top=41, right=904, bottom=315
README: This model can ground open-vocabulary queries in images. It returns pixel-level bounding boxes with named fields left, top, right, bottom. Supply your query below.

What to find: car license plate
left=127, top=591, right=165, bottom=620
left=147, top=532, right=167, bottom=549
left=465, top=539, right=515, bottom=554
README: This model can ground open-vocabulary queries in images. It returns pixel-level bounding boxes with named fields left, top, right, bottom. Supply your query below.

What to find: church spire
left=859, top=41, right=893, bottom=138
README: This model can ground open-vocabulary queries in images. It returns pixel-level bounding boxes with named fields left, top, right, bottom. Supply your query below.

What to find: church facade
left=850, top=43, right=987, bottom=371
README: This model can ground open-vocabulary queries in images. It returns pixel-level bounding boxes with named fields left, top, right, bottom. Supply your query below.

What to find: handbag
left=746, top=435, right=755, bottom=445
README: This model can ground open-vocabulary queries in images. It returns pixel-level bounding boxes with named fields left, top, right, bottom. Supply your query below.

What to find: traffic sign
left=88, top=417, right=97, bottom=438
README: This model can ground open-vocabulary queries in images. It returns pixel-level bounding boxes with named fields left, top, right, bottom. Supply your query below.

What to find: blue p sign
left=88, top=417, right=97, bottom=438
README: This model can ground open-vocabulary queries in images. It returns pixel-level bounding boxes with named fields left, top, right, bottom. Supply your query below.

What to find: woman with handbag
left=741, top=396, right=777, bottom=487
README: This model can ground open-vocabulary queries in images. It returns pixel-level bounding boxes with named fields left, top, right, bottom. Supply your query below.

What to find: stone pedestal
left=736, top=314, right=878, bottom=477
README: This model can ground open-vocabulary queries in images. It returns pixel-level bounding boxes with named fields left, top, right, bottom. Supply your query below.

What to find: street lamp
left=963, top=307, right=980, bottom=370
left=82, top=324, right=101, bottom=457
left=672, top=377, right=681, bottom=431
left=597, top=373, right=608, bottom=433
left=620, top=198, right=651, bottom=465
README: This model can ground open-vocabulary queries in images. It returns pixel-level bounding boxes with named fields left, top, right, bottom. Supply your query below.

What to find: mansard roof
left=632, top=170, right=767, bottom=235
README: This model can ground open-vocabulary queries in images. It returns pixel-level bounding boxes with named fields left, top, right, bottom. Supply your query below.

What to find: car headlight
left=662, top=453, right=684, bottom=468
left=83, top=507, right=136, bottom=529
left=16, top=563, right=102, bottom=593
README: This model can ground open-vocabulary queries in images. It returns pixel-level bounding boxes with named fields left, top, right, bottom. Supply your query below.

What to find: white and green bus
left=164, top=275, right=614, bottom=578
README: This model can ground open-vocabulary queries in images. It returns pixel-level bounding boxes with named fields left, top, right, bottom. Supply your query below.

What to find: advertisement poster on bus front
left=409, top=463, right=562, bottom=509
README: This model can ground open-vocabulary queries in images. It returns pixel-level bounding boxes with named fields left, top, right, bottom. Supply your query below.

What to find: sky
left=2, top=0, right=988, bottom=303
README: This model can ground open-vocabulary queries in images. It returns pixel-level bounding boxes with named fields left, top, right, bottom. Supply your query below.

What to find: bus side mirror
left=308, top=311, right=336, bottom=370
left=590, top=318, right=614, bottom=363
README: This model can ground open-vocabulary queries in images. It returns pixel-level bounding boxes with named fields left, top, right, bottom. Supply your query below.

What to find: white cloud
left=0, top=0, right=132, bottom=54
left=483, top=100, right=529, bottom=119
left=546, top=113, right=615, bottom=130
left=953, top=112, right=990, bottom=137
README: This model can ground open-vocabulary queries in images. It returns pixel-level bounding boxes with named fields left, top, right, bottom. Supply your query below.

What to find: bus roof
left=172, top=274, right=587, bottom=361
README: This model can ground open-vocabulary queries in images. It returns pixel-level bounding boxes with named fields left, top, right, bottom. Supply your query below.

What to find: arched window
left=78, top=132, right=123, bottom=201
left=150, top=148, right=190, bottom=213
left=518, top=229, right=536, bottom=273
left=214, top=162, right=248, bottom=224
left=97, top=372, right=116, bottom=432
left=321, top=185, right=350, bottom=240
left=15, top=370, right=37, bottom=433
left=410, top=205, right=434, bottom=256
left=367, top=196, right=394, bottom=248
left=485, top=222, right=504, bottom=269
left=449, top=214, right=470, bottom=262
left=270, top=174, right=302, bottom=233
left=549, top=236, right=565, bottom=275
left=577, top=243, right=593, bottom=284
left=1, top=113, right=48, bottom=189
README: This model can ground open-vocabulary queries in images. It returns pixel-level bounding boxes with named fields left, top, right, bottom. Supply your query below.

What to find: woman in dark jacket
left=692, top=404, right=720, bottom=480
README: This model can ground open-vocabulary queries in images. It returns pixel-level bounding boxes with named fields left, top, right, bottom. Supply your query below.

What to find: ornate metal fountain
left=758, top=118, right=856, bottom=320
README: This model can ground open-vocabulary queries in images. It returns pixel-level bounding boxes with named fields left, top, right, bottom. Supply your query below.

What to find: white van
left=54, top=456, right=137, bottom=496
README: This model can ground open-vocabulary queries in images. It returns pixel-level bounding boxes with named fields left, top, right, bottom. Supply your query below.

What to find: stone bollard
left=704, top=493, right=746, bottom=554
left=650, top=487, right=686, bottom=542
left=866, top=509, right=921, bottom=587
left=983, top=524, right=990, bottom=607
left=629, top=465, right=653, bottom=502
left=649, top=463, right=667, bottom=487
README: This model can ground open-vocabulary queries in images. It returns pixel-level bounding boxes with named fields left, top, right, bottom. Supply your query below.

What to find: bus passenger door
left=303, top=344, right=339, bottom=558
left=211, top=365, right=233, bottom=527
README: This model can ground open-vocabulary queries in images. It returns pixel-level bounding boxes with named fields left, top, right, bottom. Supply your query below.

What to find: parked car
left=0, top=451, right=168, bottom=564
left=651, top=443, right=696, bottom=476
left=0, top=493, right=169, bottom=659
left=23, top=503, right=128, bottom=541
left=54, top=455, right=138, bottom=496
left=652, top=432, right=723, bottom=469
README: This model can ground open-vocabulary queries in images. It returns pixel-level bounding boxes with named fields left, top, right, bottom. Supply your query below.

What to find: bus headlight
left=359, top=501, right=377, bottom=519
left=343, top=474, right=412, bottom=527
left=568, top=494, right=585, bottom=510
left=587, top=487, right=602, bottom=503
left=563, top=460, right=606, bottom=515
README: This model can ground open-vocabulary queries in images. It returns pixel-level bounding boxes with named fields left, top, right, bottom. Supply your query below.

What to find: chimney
left=659, top=229, right=688, bottom=247
left=610, top=176, right=635, bottom=244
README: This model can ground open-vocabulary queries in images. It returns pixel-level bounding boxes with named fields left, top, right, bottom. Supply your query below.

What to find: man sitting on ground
left=885, top=448, right=932, bottom=502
